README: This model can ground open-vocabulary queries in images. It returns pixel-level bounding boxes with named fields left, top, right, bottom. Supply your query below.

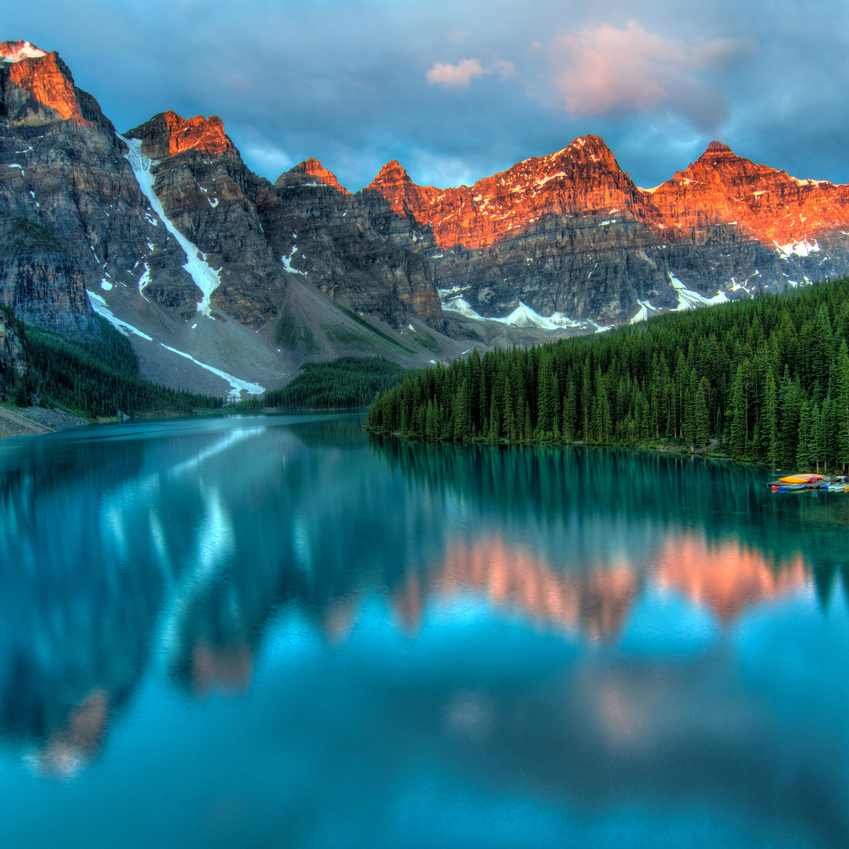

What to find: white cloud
left=551, top=20, right=754, bottom=125
left=426, top=57, right=517, bottom=89
left=491, top=59, right=517, bottom=79
left=426, top=58, right=489, bottom=89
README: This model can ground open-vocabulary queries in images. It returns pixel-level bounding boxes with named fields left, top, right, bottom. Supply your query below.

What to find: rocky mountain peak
left=676, top=141, right=772, bottom=188
left=277, top=157, right=349, bottom=193
left=501, top=133, right=628, bottom=192
left=646, top=140, right=849, bottom=246
left=703, top=140, right=734, bottom=156
left=0, top=41, right=47, bottom=63
left=367, top=160, right=412, bottom=190
left=563, top=133, right=617, bottom=162
left=365, top=135, right=646, bottom=251
left=0, top=46, right=86, bottom=125
left=126, top=111, right=239, bottom=161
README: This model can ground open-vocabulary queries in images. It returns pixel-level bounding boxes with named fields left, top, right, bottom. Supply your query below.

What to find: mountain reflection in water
left=0, top=415, right=846, bottom=848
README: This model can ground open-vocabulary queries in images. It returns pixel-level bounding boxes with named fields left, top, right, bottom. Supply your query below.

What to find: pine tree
left=696, top=377, right=711, bottom=447
left=764, top=365, right=779, bottom=468
left=729, top=363, right=748, bottom=459
left=810, top=402, right=823, bottom=473
left=836, top=341, right=849, bottom=472
left=797, top=401, right=812, bottom=470
left=581, top=358, right=592, bottom=441
left=563, top=380, right=577, bottom=443
left=453, top=379, right=469, bottom=442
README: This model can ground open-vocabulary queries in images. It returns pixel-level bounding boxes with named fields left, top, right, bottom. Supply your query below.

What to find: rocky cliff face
left=364, top=136, right=849, bottom=325
left=258, top=158, right=444, bottom=330
left=0, top=41, right=189, bottom=322
left=0, top=302, right=27, bottom=400
left=5, top=37, right=849, bottom=396
left=648, top=141, right=849, bottom=245
left=0, top=42, right=456, bottom=396
left=0, top=211, right=92, bottom=333
left=125, top=111, right=288, bottom=329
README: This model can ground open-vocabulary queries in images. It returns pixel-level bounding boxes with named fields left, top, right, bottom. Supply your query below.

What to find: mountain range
left=2, top=39, right=849, bottom=398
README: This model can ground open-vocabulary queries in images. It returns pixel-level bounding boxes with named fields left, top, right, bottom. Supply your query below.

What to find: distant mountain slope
left=0, top=42, right=458, bottom=397
left=365, top=137, right=849, bottom=327
left=4, top=39, right=849, bottom=400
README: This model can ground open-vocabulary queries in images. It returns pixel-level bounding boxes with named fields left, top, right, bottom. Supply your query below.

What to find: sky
left=6, top=1, right=849, bottom=191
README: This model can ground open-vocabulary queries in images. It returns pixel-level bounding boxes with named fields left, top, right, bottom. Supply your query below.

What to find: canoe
left=779, top=474, right=824, bottom=484
left=772, top=483, right=807, bottom=492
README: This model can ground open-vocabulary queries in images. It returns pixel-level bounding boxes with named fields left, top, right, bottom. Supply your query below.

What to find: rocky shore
left=0, top=404, right=87, bottom=438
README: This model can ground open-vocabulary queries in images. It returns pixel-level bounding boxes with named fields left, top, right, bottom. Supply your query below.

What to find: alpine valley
left=3, top=39, right=849, bottom=399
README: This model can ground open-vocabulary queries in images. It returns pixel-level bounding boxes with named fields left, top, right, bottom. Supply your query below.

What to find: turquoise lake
left=1, top=413, right=848, bottom=848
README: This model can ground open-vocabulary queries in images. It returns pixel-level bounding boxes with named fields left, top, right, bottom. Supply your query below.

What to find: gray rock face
left=362, top=136, right=849, bottom=326
left=0, top=303, right=26, bottom=399
left=6, top=39, right=849, bottom=400
left=0, top=212, right=93, bottom=334
left=0, top=48, right=191, bottom=324
left=125, top=111, right=288, bottom=330
left=426, top=219, right=808, bottom=324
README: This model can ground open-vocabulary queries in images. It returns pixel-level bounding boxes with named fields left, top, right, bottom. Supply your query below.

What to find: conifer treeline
left=237, top=356, right=405, bottom=411
left=2, top=308, right=224, bottom=417
left=366, top=278, right=849, bottom=471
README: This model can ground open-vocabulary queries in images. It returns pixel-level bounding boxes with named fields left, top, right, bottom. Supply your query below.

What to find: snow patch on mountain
left=491, top=302, right=581, bottom=330
left=118, top=134, right=222, bottom=317
left=159, top=344, right=264, bottom=399
left=87, top=290, right=153, bottom=340
left=630, top=299, right=662, bottom=324
left=669, top=273, right=729, bottom=311
left=138, top=263, right=152, bottom=297
left=1, top=42, right=46, bottom=63
left=440, top=295, right=484, bottom=320
left=281, top=246, right=306, bottom=275
left=440, top=292, right=610, bottom=333
left=775, top=239, right=821, bottom=258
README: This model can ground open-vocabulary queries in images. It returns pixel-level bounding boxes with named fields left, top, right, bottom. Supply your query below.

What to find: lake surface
left=1, top=414, right=848, bottom=848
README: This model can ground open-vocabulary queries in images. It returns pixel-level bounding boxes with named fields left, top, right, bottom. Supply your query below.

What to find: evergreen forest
left=366, top=277, right=849, bottom=472
left=237, top=356, right=406, bottom=411
left=1, top=307, right=224, bottom=418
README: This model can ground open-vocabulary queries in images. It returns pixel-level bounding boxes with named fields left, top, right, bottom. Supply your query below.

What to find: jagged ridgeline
left=366, top=277, right=849, bottom=471
left=0, top=304, right=224, bottom=417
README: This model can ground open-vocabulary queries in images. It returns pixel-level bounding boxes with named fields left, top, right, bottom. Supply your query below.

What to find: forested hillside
left=1, top=305, right=224, bottom=418
left=237, top=356, right=405, bottom=411
left=366, top=278, right=849, bottom=471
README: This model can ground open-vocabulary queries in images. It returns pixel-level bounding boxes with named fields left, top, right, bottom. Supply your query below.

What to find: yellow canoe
left=779, top=474, right=824, bottom=484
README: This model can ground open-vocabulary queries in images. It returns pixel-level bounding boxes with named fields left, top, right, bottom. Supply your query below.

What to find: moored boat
left=778, top=474, right=824, bottom=485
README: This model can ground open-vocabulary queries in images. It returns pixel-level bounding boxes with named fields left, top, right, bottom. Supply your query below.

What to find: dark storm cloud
left=7, top=1, right=849, bottom=190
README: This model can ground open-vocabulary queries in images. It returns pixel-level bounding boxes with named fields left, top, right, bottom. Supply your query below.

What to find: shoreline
left=0, top=404, right=90, bottom=439
left=363, top=428, right=793, bottom=472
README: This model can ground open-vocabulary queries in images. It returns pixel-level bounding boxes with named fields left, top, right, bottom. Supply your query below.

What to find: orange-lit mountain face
left=129, top=110, right=239, bottom=160
left=365, top=137, right=849, bottom=327
left=281, top=157, right=350, bottom=193
left=367, top=136, right=650, bottom=252
left=366, top=137, right=849, bottom=254
left=7, top=39, right=849, bottom=393
left=648, top=141, right=849, bottom=248
left=0, top=42, right=85, bottom=126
